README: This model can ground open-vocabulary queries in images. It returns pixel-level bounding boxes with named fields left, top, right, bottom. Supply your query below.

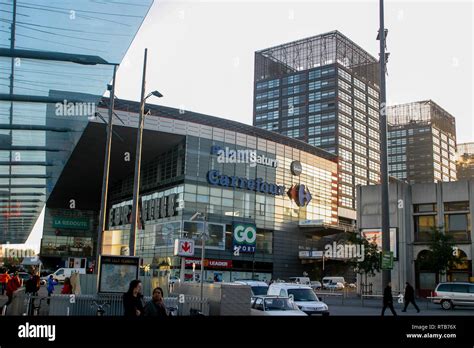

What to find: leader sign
left=233, top=223, right=257, bottom=253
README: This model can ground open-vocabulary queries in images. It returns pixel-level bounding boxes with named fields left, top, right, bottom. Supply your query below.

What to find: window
left=354, top=121, right=366, bottom=133
left=309, top=102, right=335, bottom=113
left=309, top=78, right=334, bottom=90
left=256, top=79, right=279, bottom=90
left=308, top=112, right=335, bottom=124
left=308, top=136, right=335, bottom=146
left=368, top=107, right=378, bottom=118
left=339, top=102, right=352, bottom=115
left=368, top=86, right=379, bottom=99
left=339, top=148, right=352, bottom=161
left=354, top=165, right=366, bottom=177
left=354, top=99, right=366, bottom=112
left=338, top=68, right=351, bottom=82
left=369, top=128, right=380, bottom=141
left=255, top=100, right=279, bottom=111
left=414, top=204, right=436, bottom=213
left=368, top=97, right=378, bottom=109
left=354, top=78, right=365, bottom=90
left=368, top=138, right=378, bottom=151
left=339, top=125, right=351, bottom=138
left=339, top=90, right=352, bottom=103
left=283, top=106, right=303, bottom=117
left=444, top=202, right=469, bottom=211
left=308, top=124, right=335, bottom=135
left=340, top=184, right=353, bottom=196
left=284, top=129, right=301, bottom=138
left=369, top=171, right=379, bottom=182
left=354, top=143, right=366, bottom=155
left=339, top=79, right=351, bottom=92
left=255, top=110, right=279, bottom=121
left=354, top=109, right=366, bottom=122
left=338, top=136, right=352, bottom=149
left=283, top=84, right=306, bottom=96
left=309, top=90, right=335, bottom=102
left=285, top=118, right=301, bottom=128
left=354, top=88, right=365, bottom=101
left=283, top=95, right=305, bottom=107
left=283, top=73, right=305, bottom=85
left=339, top=113, right=351, bottom=126
left=354, top=154, right=366, bottom=166
left=414, top=215, right=436, bottom=241
left=256, top=89, right=279, bottom=100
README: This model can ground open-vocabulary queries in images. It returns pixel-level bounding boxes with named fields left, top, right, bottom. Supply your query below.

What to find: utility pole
left=378, top=0, right=391, bottom=288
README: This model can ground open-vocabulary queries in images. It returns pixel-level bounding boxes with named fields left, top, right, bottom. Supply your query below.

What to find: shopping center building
left=40, top=98, right=346, bottom=281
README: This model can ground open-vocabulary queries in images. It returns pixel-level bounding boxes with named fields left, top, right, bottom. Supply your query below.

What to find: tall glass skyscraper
left=253, top=31, right=381, bottom=217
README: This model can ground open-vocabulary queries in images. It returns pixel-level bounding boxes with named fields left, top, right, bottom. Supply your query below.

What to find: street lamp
left=129, top=48, right=163, bottom=256
left=190, top=212, right=209, bottom=311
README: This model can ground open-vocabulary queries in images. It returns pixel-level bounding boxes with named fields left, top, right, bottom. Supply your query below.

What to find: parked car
left=322, top=276, right=346, bottom=289
left=310, top=281, right=322, bottom=290
left=234, top=280, right=269, bottom=296
left=250, top=296, right=307, bottom=316
left=325, top=281, right=345, bottom=290
left=433, top=282, right=474, bottom=310
left=267, top=283, right=329, bottom=316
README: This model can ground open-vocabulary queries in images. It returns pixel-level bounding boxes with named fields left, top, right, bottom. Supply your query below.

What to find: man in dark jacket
left=144, top=287, right=168, bottom=317
left=402, top=282, right=420, bottom=313
left=381, top=282, right=397, bottom=316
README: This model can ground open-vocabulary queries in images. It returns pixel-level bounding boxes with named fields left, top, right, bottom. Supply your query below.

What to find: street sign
left=381, top=251, right=394, bottom=270
left=174, top=239, right=195, bottom=257
left=232, top=223, right=257, bottom=254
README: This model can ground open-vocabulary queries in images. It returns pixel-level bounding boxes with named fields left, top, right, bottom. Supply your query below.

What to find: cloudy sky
left=116, top=0, right=473, bottom=143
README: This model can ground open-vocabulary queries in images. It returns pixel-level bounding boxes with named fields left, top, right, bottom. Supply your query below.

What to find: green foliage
left=348, top=232, right=381, bottom=276
left=419, top=227, right=463, bottom=275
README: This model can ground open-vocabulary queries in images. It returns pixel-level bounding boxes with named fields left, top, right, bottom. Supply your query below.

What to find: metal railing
left=3, top=291, right=209, bottom=316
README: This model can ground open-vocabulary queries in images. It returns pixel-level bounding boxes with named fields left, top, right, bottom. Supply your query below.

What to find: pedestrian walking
left=61, top=277, right=73, bottom=295
left=402, top=282, right=420, bottom=313
left=47, top=275, right=58, bottom=304
left=381, top=282, right=397, bottom=316
left=123, top=280, right=144, bottom=317
left=0, top=270, right=10, bottom=296
left=144, top=287, right=168, bottom=317
left=3, top=272, right=21, bottom=310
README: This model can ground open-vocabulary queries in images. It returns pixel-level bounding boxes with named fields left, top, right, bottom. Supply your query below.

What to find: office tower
left=387, top=100, right=457, bottom=184
left=253, top=31, right=381, bottom=216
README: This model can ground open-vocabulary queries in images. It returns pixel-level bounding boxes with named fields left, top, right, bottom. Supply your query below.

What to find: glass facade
left=105, top=130, right=338, bottom=281
left=1, top=0, right=154, bottom=243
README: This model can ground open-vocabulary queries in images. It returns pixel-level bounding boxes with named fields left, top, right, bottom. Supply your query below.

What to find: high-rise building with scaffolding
left=253, top=31, right=381, bottom=218
left=387, top=100, right=457, bottom=183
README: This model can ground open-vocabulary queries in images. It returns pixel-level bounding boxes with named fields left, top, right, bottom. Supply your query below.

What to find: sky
left=24, top=0, right=473, bottom=248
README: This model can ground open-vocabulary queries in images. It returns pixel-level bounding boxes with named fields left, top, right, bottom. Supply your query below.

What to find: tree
left=419, top=227, right=463, bottom=278
left=347, top=232, right=381, bottom=290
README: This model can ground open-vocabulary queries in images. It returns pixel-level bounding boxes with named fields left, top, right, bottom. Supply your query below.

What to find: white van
left=234, top=280, right=269, bottom=296
left=42, top=268, right=85, bottom=283
left=267, top=283, right=329, bottom=316
left=288, top=277, right=311, bottom=285
left=322, top=277, right=345, bottom=289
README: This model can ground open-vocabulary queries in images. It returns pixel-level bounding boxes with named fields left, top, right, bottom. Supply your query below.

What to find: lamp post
left=95, top=64, right=118, bottom=274
left=129, top=48, right=163, bottom=256
left=377, top=0, right=391, bottom=288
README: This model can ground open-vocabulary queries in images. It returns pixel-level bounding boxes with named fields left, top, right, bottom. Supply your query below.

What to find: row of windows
left=368, top=86, right=379, bottom=99
left=354, top=88, right=365, bottom=101
left=308, top=124, right=335, bottom=135
left=388, top=146, right=406, bottom=155
left=354, top=99, right=366, bottom=112
left=368, top=97, right=378, bottom=109
left=255, top=89, right=279, bottom=101
left=308, top=112, right=336, bottom=124
left=285, top=118, right=302, bottom=128
left=389, top=154, right=407, bottom=163
left=257, top=122, right=278, bottom=131
left=339, top=102, right=352, bottom=115
left=283, top=95, right=305, bottom=107
left=255, top=110, right=279, bottom=121
left=339, top=79, right=351, bottom=92
left=309, top=79, right=335, bottom=91
left=255, top=100, right=279, bottom=111
left=309, top=90, right=336, bottom=102
left=256, top=79, right=280, bottom=90
left=308, top=136, right=335, bottom=146
left=309, top=102, right=335, bottom=113
left=389, top=163, right=407, bottom=171
left=309, top=66, right=335, bottom=80
left=283, top=73, right=306, bottom=85
left=338, top=68, right=351, bottom=82
left=354, top=78, right=365, bottom=91
left=389, top=129, right=407, bottom=138
left=282, top=106, right=304, bottom=117
left=284, top=129, right=301, bottom=138
left=283, top=84, right=306, bottom=96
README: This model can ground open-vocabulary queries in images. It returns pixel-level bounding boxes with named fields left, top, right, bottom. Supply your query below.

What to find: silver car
left=433, top=282, right=474, bottom=310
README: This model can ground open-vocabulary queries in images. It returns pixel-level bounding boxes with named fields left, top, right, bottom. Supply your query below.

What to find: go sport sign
left=233, top=223, right=257, bottom=254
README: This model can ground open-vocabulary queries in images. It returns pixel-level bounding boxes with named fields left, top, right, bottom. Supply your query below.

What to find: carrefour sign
left=207, top=170, right=284, bottom=196
left=233, top=223, right=257, bottom=254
